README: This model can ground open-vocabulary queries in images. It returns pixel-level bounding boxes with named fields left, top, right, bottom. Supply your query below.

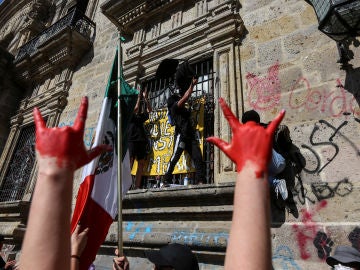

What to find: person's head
left=241, top=110, right=260, bottom=124
left=326, top=246, right=360, bottom=270
left=145, top=243, right=199, bottom=270
left=175, top=61, right=196, bottom=97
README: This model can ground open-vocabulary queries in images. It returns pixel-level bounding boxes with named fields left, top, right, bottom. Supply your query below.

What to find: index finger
left=266, top=109, right=285, bottom=136
left=33, top=107, right=46, bottom=131
left=218, top=98, right=241, bottom=130
left=73, top=97, right=88, bottom=131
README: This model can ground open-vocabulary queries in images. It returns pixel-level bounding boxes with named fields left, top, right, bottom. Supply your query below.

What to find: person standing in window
left=128, top=88, right=152, bottom=189
left=164, top=73, right=205, bottom=185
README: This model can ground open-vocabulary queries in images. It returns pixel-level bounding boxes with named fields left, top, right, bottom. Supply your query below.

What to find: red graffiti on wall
left=292, top=200, right=327, bottom=260
left=246, top=62, right=359, bottom=117
left=246, top=62, right=281, bottom=111
left=289, top=78, right=358, bottom=117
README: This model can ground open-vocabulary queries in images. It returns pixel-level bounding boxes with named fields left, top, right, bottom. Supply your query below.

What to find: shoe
left=273, top=179, right=288, bottom=200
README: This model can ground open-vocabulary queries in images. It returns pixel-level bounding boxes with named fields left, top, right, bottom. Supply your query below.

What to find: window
left=0, top=125, right=36, bottom=202
left=137, top=58, right=215, bottom=187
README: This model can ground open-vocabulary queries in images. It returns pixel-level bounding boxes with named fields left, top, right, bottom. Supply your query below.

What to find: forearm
left=134, top=94, right=141, bottom=112
left=71, top=257, right=80, bottom=270
left=225, top=161, right=271, bottom=270
left=145, top=98, right=152, bottom=113
left=21, top=162, right=74, bottom=270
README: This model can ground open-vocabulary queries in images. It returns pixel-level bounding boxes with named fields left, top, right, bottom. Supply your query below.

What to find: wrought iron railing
left=14, top=8, right=96, bottom=62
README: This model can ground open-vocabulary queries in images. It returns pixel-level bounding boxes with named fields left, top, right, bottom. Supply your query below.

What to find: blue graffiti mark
left=125, top=222, right=134, bottom=231
left=171, top=231, right=228, bottom=247
left=272, top=245, right=302, bottom=270
left=124, top=222, right=153, bottom=241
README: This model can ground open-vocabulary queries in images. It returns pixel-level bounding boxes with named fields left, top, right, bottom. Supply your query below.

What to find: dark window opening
left=0, top=125, right=36, bottom=202
left=135, top=58, right=215, bottom=188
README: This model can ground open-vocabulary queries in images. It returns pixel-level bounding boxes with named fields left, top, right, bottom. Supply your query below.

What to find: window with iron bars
left=0, top=125, right=36, bottom=202
left=139, top=58, right=215, bottom=188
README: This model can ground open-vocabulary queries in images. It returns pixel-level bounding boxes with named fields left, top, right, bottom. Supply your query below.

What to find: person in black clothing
left=164, top=77, right=205, bottom=185
left=128, top=88, right=152, bottom=189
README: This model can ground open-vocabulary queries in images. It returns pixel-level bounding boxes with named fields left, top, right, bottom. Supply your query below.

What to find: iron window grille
left=140, top=58, right=215, bottom=187
left=0, top=125, right=36, bottom=202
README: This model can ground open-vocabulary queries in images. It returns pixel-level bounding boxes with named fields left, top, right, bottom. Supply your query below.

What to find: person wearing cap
left=326, top=246, right=360, bottom=269
left=112, top=243, right=199, bottom=270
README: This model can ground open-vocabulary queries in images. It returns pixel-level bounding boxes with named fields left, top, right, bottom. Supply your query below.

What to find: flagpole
left=117, top=30, right=124, bottom=256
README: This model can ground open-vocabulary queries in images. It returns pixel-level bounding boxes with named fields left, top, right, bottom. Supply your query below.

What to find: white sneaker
left=274, top=179, right=288, bottom=200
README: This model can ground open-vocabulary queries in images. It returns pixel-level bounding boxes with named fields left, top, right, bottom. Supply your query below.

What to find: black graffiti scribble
left=292, top=178, right=353, bottom=205
left=349, top=227, right=360, bottom=251
left=302, top=120, right=360, bottom=175
left=313, top=231, right=334, bottom=260
left=306, top=123, right=339, bottom=174
left=311, top=178, right=353, bottom=201
left=292, top=179, right=315, bottom=205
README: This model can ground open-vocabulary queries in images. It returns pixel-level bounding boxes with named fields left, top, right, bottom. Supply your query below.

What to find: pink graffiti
left=289, top=78, right=358, bottom=117
left=246, top=62, right=359, bottom=117
left=246, top=62, right=281, bottom=111
left=292, top=200, right=327, bottom=260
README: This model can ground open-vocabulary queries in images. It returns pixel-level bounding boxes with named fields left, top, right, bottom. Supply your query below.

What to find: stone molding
left=13, top=8, right=95, bottom=86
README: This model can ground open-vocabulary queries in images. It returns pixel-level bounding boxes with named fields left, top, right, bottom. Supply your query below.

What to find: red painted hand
left=34, top=97, right=110, bottom=170
left=206, top=98, right=285, bottom=177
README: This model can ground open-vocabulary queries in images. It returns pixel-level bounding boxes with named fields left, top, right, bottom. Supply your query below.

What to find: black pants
left=164, top=133, right=205, bottom=184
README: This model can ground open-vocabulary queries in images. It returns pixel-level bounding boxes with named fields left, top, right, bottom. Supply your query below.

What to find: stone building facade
left=0, top=0, right=359, bottom=269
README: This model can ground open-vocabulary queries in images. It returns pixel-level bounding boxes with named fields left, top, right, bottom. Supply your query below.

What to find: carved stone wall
left=0, top=0, right=54, bottom=55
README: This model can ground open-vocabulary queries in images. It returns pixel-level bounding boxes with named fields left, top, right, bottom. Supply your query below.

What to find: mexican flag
left=70, top=49, right=138, bottom=270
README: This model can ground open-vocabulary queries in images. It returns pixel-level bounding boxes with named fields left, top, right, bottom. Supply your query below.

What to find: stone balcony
left=13, top=8, right=96, bottom=85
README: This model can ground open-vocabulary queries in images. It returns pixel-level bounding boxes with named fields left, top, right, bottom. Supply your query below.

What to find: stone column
left=213, top=43, right=240, bottom=184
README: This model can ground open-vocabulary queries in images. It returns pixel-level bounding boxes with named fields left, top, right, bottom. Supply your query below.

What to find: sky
left=0, top=0, right=3, bottom=5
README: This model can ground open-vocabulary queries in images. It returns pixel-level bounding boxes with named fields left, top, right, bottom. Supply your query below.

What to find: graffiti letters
left=293, top=178, right=353, bottom=206
left=246, top=63, right=359, bottom=118
left=301, top=120, right=360, bottom=175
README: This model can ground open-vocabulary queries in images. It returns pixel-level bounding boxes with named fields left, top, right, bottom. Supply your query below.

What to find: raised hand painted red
left=34, top=96, right=109, bottom=170
left=206, top=98, right=285, bottom=177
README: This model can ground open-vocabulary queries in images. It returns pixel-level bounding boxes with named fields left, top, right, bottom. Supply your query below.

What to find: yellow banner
left=131, top=97, right=205, bottom=176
